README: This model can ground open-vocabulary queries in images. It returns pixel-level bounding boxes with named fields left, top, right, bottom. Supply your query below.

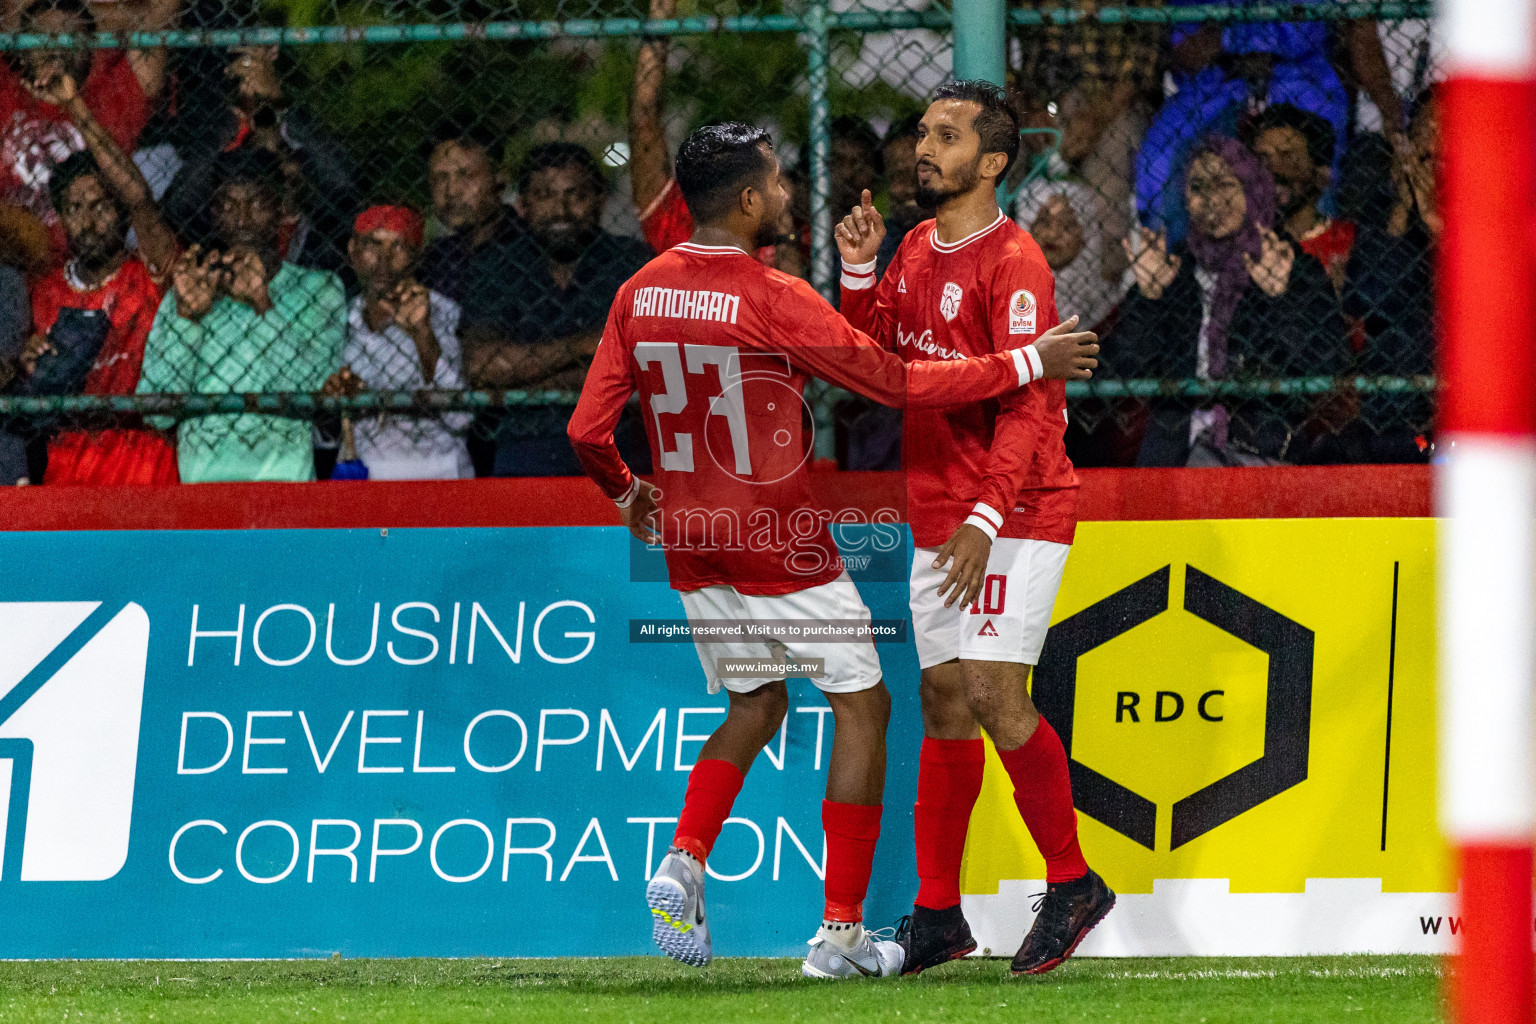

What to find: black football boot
left=895, top=904, right=979, bottom=976
left=1010, top=869, right=1116, bottom=976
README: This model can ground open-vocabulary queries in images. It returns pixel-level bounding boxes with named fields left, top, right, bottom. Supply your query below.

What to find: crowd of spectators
left=0, top=0, right=1440, bottom=485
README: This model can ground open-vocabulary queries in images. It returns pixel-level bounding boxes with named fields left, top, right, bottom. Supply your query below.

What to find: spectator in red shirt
left=1, top=0, right=176, bottom=263
left=1243, top=103, right=1355, bottom=294
left=13, top=68, right=179, bottom=485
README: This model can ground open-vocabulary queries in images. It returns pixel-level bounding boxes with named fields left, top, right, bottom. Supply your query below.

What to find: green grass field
left=0, top=955, right=1443, bottom=1023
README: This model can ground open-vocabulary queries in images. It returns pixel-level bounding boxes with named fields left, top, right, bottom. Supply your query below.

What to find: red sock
left=822, top=800, right=883, bottom=922
left=672, top=758, right=745, bottom=865
left=996, top=719, right=1088, bottom=884
left=914, top=737, right=985, bottom=910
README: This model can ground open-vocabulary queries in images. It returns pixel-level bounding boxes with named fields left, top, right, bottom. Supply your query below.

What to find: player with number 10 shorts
left=568, top=121, right=1098, bottom=979
left=838, top=80, right=1117, bottom=977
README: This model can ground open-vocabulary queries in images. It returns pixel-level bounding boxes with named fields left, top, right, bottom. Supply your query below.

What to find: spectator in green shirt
left=139, top=148, right=344, bottom=482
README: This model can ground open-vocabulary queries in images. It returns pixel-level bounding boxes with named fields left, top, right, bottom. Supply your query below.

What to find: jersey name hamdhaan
left=631, top=286, right=741, bottom=325
left=568, top=241, right=1047, bottom=595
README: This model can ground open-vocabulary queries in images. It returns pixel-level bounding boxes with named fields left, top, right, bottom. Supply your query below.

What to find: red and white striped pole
left=1440, top=0, right=1536, bottom=1016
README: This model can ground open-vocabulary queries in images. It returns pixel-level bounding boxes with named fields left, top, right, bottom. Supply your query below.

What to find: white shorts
left=909, top=538, right=1071, bottom=670
left=679, top=572, right=884, bottom=695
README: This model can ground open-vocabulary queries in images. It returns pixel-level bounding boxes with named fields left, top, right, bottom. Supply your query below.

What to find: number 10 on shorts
left=970, top=574, right=1007, bottom=615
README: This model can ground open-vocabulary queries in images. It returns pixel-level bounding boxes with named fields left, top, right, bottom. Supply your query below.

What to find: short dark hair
left=931, top=79, right=1021, bottom=180
left=675, top=122, right=774, bottom=224
left=426, top=122, right=502, bottom=165
left=209, top=146, right=287, bottom=201
left=1245, top=103, right=1337, bottom=169
left=517, top=142, right=606, bottom=198
left=48, top=150, right=108, bottom=213
left=20, top=0, right=95, bottom=29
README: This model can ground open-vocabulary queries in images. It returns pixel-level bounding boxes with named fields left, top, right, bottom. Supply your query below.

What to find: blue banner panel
left=0, top=527, right=922, bottom=958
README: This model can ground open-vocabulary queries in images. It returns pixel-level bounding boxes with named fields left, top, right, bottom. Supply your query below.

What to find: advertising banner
left=0, top=518, right=1448, bottom=957
left=0, top=526, right=915, bottom=958
left=963, top=518, right=1451, bottom=956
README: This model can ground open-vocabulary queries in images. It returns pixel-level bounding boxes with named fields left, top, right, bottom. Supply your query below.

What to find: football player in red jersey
left=836, top=80, right=1116, bottom=976
left=568, top=122, right=1097, bottom=978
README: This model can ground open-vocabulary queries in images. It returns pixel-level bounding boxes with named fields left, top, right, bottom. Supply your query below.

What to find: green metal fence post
left=806, top=0, right=834, bottom=299
left=952, top=0, right=1007, bottom=86
left=805, top=0, right=841, bottom=460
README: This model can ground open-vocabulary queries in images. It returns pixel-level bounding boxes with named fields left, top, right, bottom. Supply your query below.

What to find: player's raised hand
left=834, top=189, right=886, bottom=266
left=933, top=522, right=992, bottom=609
left=622, top=479, right=663, bottom=545
left=1033, top=315, right=1099, bottom=381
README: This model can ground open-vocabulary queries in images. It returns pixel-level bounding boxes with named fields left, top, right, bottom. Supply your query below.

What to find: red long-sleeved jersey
left=568, top=241, right=1047, bottom=595
left=840, top=212, right=1079, bottom=549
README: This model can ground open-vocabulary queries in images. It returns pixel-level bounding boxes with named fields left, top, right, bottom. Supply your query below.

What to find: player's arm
left=835, top=189, right=898, bottom=346
left=567, top=304, right=658, bottom=543
left=772, top=276, right=1095, bottom=410
left=934, top=265, right=1060, bottom=609
left=973, top=264, right=1061, bottom=530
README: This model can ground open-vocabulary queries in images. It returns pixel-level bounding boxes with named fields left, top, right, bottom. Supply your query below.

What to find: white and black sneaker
left=646, top=848, right=711, bottom=967
left=801, top=922, right=904, bottom=979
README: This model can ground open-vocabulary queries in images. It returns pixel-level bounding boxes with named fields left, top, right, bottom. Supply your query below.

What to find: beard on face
left=361, top=266, right=408, bottom=299
left=752, top=206, right=784, bottom=250
left=69, top=224, right=127, bottom=272
left=1273, top=176, right=1319, bottom=220
left=751, top=220, right=781, bottom=251
left=914, top=152, right=981, bottom=210
left=532, top=219, right=599, bottom=262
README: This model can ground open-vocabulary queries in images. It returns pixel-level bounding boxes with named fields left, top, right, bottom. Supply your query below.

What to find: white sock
left=820, top=919, right=864, bottom=949
left=672, top=847, right=704, bottom=883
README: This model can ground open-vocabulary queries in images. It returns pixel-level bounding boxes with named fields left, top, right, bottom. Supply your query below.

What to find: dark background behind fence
left=0, top=0, right=1438, bottom=485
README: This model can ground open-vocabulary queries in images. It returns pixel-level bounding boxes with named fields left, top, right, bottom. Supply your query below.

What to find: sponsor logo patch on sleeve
left=1009, top=289, right=1037, bottom=335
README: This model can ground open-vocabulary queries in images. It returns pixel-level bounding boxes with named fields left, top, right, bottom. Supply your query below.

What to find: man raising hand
left=838, top=79, right=1116, bottom=978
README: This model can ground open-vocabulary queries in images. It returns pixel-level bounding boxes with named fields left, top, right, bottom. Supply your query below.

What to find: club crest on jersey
left=939, top=282, right=963, bottom=322
left=1009, top=289, right=1037, bottom=335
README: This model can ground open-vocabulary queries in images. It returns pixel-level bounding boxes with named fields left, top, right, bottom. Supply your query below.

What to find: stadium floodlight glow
left=1438, top=0, right=1536, bottom=1016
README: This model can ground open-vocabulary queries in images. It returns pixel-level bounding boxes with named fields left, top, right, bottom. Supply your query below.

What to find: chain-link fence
left=0, top=0, right=1436, bottom=484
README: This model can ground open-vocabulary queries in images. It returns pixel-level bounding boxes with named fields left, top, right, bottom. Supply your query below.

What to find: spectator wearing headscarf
left=1014, top=179, right=1128, bottom=334
left=1115, top=135, right=1344, bottom=465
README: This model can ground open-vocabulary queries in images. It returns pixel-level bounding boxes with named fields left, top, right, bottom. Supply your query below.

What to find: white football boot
left=801, top=922, right=905, bottom=979
left=646, top=848, right=712, bottom=967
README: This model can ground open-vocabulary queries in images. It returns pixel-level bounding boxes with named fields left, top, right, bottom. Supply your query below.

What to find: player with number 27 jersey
left=569, top=121, right=1097, bottom=983
left=568, top=240, right=1049, bottom=595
